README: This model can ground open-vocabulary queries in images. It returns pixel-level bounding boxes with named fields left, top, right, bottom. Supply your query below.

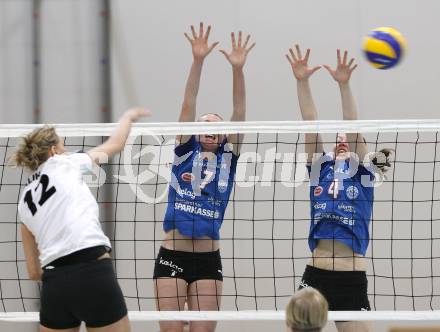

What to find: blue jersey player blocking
left=286, top=45, right=392, bottom=332
left=153, top=22, right=255, bottom=332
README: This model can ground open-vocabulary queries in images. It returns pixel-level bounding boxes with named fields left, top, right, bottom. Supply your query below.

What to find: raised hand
left=323, top=49, right=357, bottom=84
left=124, top=107, right=152, bottom=121
left=220, top=31, right=255, bottom=69
left=286, top=45, right=321, bottom=81
left=184, top=22, right=219, bottom=62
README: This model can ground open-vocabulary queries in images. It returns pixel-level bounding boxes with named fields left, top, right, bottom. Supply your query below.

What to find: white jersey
left=18, top=153, right=111, bottom=267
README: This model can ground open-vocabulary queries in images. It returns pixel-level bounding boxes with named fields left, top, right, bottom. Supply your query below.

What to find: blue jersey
left=307, top=155, right=375, bottom=255
left=164, top=136, right=238, bottom=239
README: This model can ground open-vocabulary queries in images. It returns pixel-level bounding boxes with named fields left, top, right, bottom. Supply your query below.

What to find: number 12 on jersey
left=24, top=174, right=57, bottom=216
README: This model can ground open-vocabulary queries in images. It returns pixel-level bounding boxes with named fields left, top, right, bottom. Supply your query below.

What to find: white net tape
left=1, top=119, right=440, bottom=137
left=1, top=310, right=440, bottom=322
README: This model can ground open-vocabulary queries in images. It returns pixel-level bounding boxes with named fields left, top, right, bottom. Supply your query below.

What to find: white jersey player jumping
left=15, top=108, right=150, bottom=332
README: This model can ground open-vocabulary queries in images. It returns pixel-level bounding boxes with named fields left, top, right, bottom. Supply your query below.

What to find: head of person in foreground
left=286, top=287, right=328, bottom=332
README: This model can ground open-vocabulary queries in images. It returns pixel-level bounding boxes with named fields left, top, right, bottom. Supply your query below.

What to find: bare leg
left=40, top=326, right=80, bottom=332
left=86, top=315, right=131, bottom=332
left=187, top=280, right=222, bottom=332
left=336, top=321, right=373, bottom=332
left=155, top=278, right=188, bottom=332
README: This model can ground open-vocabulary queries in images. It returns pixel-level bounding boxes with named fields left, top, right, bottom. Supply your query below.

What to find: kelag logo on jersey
left=346, top=185, right=359, bottom=200
left=176, top=187, right=195, bottom=199
left=314, top=202, right=326, bottom=210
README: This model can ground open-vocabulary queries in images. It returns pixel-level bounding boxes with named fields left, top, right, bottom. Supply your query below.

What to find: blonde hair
left=286, top=288, right=328, bottom=332
left=13, top=126, right=59, bottom=171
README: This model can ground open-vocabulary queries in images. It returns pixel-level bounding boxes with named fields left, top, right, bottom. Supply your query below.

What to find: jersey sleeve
left=223, top=147, right=239, bottom=176
left=65, top=152, right=93, bottom=174
left=231, top=152, right=239, bottom=168
left=175, top=135, right=196, bottom=157
left=221, top=138, right=239, bottom=156
left=17, top=199, right=27, bottom=224
left=306, top=153, right=332, bottom=177
left=356, top=163, right=376, bottom=181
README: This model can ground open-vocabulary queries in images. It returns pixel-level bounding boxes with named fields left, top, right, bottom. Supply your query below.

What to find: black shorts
left=40, top=258, right=127, bottom=329
left=153, top=246, right=223, bottom=284
left=299, top=265, right=371, bottom=311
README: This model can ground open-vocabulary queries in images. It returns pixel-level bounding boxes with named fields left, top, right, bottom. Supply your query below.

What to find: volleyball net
left=1, top=120, right=440, bottom=322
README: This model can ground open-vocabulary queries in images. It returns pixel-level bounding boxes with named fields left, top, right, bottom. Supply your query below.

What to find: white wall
left=2, top=0, right=440, bottom=123
left=39, top=0, right=104, bottom=123
left=111, top=0, right=440, bottom=123
left=0, top=0, right=33, bottom=124
left=0, top=0, right=105, bottom=124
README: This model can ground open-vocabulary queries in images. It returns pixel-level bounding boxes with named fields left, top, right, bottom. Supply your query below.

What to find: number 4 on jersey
left=328, top=179, right=339, bottom=199
left=24, top=174, right=56, bottom=216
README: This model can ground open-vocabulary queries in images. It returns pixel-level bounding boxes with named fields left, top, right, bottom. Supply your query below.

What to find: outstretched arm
left=179, top=22, right=219, bottom=143
left=286, top=45, right=323, bottom=163
left=220, top=31, right=255, bottom=155
left=323, top=50, right=368, bottom=161
left=87, top=107, right=151, bottom=164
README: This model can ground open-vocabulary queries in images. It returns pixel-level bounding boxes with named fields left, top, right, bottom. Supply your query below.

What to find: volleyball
left=363, top=27, right=407, bottom=69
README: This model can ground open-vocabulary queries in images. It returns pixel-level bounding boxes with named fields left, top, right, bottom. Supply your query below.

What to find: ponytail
left=13, top=126, right=59, bottom=171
